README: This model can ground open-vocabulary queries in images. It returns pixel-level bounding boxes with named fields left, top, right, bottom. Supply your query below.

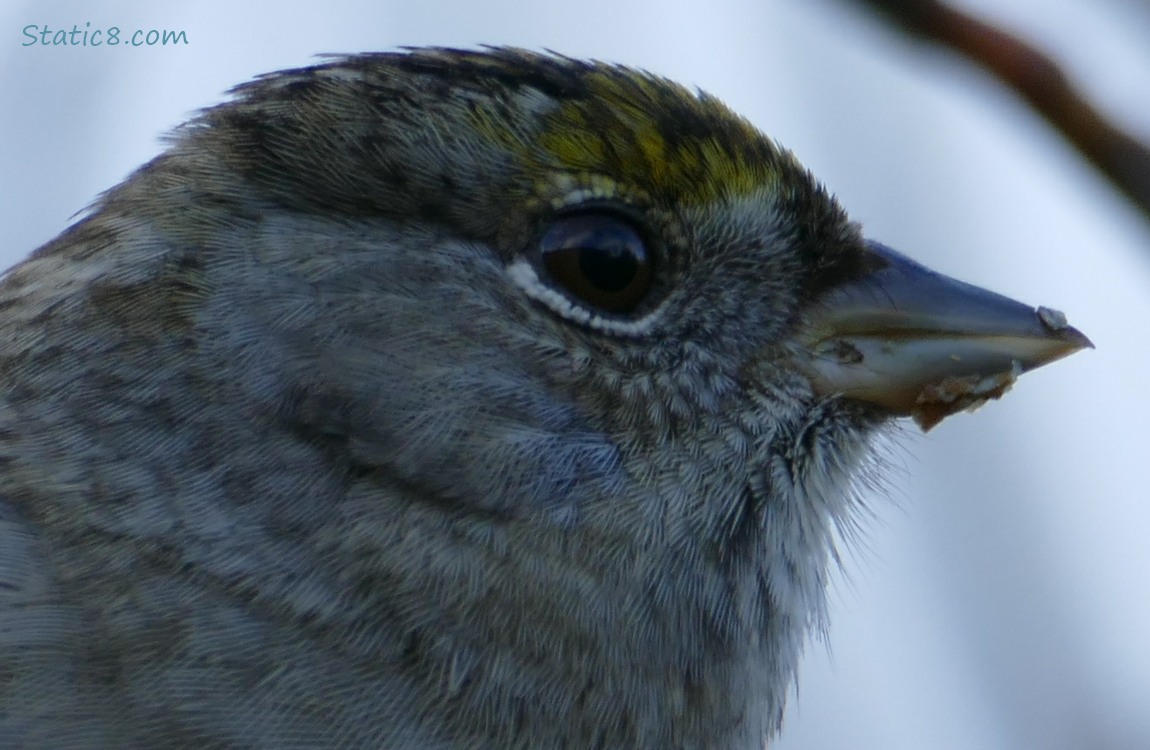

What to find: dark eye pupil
left=579, top=237, right=638, bottom=293
left=539, top=212, right=654, bottom=314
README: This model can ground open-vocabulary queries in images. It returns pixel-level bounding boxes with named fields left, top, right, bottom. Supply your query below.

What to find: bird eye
left=539, top=212, right=654, bottom=314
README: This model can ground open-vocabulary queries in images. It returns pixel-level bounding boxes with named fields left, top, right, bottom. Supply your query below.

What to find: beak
left=796, top=241, right=1092, bottom=430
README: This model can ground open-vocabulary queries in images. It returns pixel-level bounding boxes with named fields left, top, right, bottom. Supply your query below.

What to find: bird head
left=8, top=47, right=1089, bottom=748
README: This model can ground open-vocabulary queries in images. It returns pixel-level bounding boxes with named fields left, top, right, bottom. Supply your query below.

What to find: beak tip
left=1068, top=327, right=1095, bottom=352
left=1035, top=305, right=1094, bottom=353
left=1062, top=326, right=1094, bottom=355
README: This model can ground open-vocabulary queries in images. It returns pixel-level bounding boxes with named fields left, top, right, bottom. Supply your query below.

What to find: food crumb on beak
left=1037, top=306, right=1069, bottom=331
left=910, top=360, right=1023, bottom=431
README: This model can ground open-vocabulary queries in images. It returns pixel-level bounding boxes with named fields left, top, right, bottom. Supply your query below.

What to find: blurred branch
left=853, top=0, right=1150, bottom=223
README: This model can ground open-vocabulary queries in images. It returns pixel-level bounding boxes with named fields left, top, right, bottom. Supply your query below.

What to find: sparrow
left=0, top=48, right=1089, bottom=749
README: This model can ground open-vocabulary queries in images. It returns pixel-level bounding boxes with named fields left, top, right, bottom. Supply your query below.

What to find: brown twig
left=851, top=0, right=1150, bottom=223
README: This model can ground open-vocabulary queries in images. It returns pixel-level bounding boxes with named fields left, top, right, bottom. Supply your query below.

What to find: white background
left=3, top=1, right=1147, bottom=747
